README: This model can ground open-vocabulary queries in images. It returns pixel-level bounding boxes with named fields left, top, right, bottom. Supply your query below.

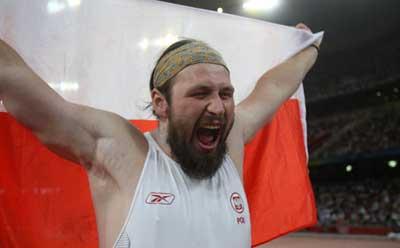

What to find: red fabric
left=244, top=100, right=317, bottom=246
left=0, top=113, right=98, bottom=247
left=0, top=99, right=316, bottom=247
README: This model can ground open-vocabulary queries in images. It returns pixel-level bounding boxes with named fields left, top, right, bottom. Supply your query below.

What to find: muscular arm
left=236, top=45, right=318, bottom=143
left=226, top=25, right=321, bottom=178
left=0, top=39, right=147, bottom=185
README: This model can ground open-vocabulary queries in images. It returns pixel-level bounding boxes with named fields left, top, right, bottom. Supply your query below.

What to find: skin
left=0, top=24, right=320, bottom=247
left=151, top=63, right=235, bottom=165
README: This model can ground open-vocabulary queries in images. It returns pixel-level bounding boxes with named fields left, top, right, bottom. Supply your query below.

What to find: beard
left=167, top=113, right=233, bottom=180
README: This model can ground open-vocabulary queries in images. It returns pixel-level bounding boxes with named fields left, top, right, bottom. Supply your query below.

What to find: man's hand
left=296, top=23, right=322, bottom=48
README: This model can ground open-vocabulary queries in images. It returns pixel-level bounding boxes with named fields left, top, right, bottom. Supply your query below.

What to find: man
left=0, top=23, right=320, bottom=247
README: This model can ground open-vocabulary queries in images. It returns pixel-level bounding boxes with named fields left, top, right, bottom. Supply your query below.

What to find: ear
left=151, top=89, right=169, bottom=120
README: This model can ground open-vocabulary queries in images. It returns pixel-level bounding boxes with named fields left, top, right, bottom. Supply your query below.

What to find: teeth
left=201, top=125, right=220, bottom=129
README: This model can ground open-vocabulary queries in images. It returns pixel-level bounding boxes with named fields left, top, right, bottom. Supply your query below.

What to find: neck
left=151, top=121, right=173, bottom=157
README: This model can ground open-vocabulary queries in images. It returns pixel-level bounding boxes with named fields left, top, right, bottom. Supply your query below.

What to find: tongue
left=198, top=134, right=214, bottom=145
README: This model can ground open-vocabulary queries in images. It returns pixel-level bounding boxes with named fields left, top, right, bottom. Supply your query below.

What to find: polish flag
left=0, top=0, right=322, bottom=247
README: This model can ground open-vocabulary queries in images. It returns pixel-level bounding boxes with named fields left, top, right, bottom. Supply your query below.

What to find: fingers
left=296, top=23, right=312, bottom=33
left=295, top=23, right=321, bottom=48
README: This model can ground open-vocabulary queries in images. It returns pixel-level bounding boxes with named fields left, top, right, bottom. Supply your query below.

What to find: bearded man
left=0, top=23, right=320, bottom=247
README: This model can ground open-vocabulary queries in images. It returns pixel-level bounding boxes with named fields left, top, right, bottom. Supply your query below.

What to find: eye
left=191, top=92, right=208, bottom=99
left=220, top=91, right=233, bottom=100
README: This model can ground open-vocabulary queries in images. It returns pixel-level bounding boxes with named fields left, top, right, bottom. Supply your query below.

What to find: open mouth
left=196, top=124, right=222, bottom=152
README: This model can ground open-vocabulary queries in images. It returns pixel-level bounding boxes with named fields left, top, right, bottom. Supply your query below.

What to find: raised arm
left=235, top=24, right=320, bottom=143
left=0, top=39, right=147, bottom=183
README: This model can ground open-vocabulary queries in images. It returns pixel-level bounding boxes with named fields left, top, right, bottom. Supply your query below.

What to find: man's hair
left=148, top=39, right=195, bottom=117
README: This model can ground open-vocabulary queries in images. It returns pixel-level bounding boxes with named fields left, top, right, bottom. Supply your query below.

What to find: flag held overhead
left=0, top=0, right=322, bottom=247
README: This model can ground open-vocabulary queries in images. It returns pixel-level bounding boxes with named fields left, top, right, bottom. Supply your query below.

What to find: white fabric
left=114, top=133, right=251, bottom=248
left=0, top=0, right=323, bottom=119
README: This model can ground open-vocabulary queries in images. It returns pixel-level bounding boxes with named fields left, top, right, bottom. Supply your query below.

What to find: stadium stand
left=314, top=178, right=400, bottom=232
left=308, top=102, right=400, bottom=160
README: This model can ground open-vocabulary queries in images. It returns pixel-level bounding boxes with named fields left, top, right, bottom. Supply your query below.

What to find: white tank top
left=113, top=132, right=251, bottom=248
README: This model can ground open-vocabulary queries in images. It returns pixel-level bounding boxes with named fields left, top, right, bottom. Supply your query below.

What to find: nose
left=206, top=95, right=225, bottom=117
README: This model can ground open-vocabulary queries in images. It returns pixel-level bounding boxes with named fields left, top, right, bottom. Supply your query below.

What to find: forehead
left=172, top=63, right=232, bottom=91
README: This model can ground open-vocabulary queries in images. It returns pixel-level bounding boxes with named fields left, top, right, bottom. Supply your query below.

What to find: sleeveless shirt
left=113, top=132, right=251, bottom=248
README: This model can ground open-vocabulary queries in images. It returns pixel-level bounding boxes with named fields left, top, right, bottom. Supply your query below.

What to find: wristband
left=310, top=44, right=319, bottom=52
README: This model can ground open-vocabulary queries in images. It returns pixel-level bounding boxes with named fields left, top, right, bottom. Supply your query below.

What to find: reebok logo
left=145, top=192, right=175, bottom=205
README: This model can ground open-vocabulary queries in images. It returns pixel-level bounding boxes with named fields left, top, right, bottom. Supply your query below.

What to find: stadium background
left=161, top=0, right=400, bottom=246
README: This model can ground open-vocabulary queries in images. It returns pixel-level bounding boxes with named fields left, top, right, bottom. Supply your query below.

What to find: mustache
left=198, top=115, right=226, bottom=126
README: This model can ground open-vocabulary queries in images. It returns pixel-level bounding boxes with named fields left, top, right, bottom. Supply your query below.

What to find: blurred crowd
left=314, top=178, right=400, bottom=231
left=308, top=103, right=400, bottom=160
left=306, top=73, right=400, bottom=102
left=306, top=39, right=400, bottom=102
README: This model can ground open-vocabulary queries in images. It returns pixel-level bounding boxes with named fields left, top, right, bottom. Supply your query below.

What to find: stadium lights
left=388, top=160, right=397, bottom=168
left=345, top=164, right=352, bottom=172
left=243, top=0, right=280, bottom=12
left=217, top=7, right=224, bottom=13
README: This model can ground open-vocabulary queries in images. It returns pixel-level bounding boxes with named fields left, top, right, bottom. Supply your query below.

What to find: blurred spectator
left=314, top=178, right=400, bottom=232
left=308, top=103, right=400, bottom=160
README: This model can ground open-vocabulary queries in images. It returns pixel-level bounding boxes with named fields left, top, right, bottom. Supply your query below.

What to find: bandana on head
left=153, top=40, right=229, bottom=88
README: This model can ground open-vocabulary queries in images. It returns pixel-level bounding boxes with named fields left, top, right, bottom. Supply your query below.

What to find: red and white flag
left=0, top=0, right=322, bottom=247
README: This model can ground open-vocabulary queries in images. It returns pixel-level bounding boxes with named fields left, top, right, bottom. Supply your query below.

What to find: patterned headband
left=153, top=40, right=229, bottom=88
